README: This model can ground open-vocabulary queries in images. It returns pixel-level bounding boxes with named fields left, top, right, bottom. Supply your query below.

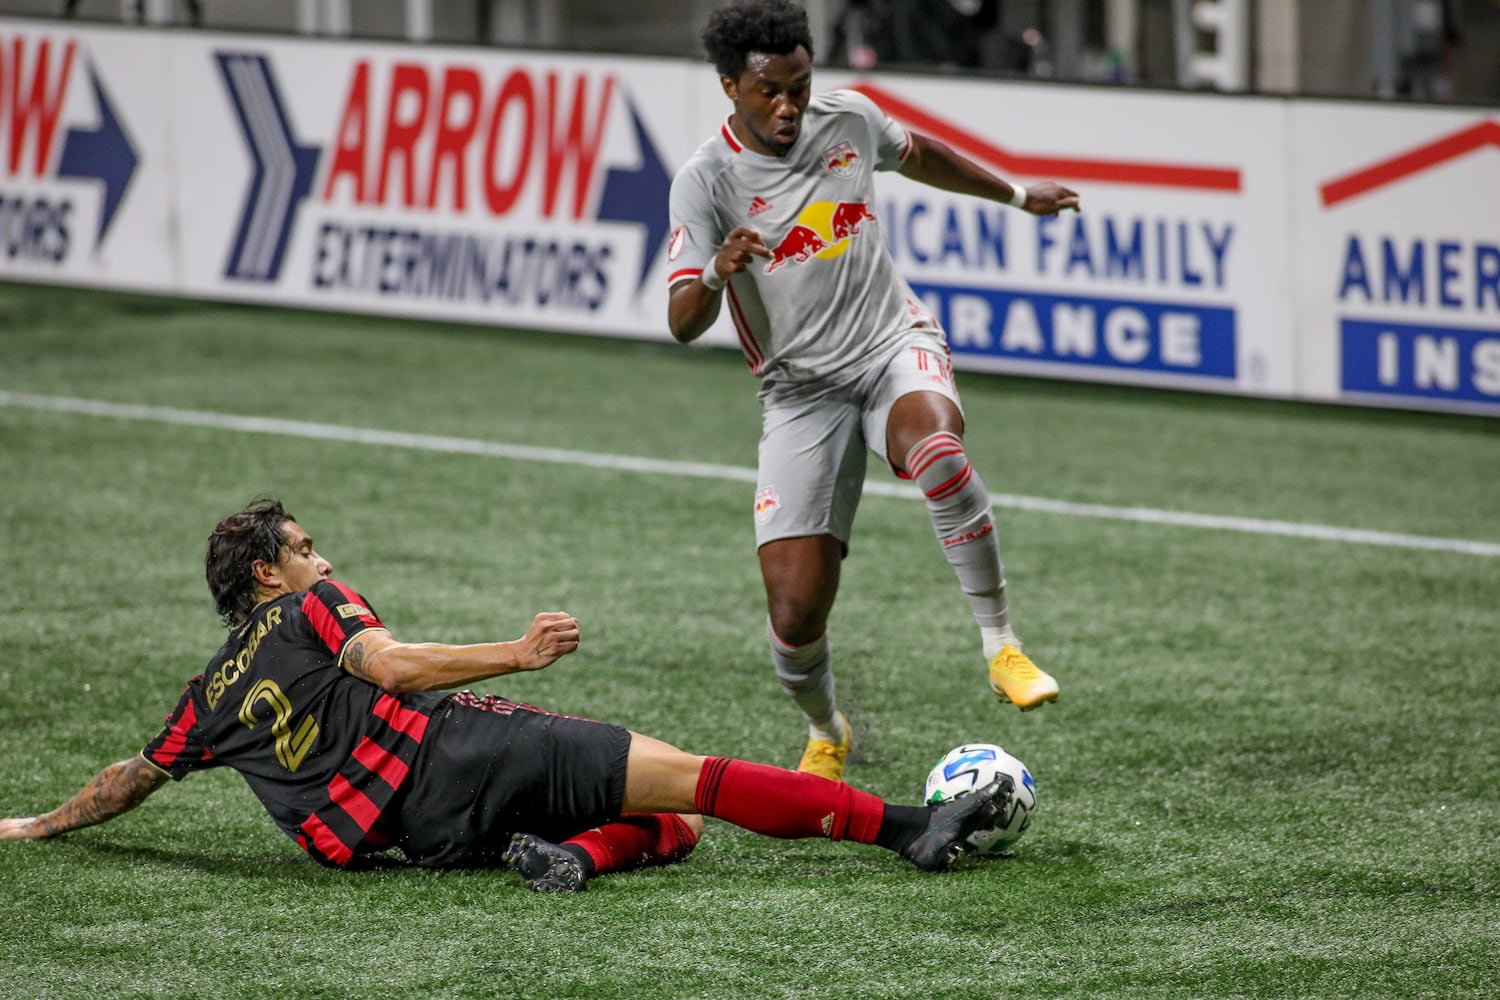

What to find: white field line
left=5, top=390, right=1497, bottom=559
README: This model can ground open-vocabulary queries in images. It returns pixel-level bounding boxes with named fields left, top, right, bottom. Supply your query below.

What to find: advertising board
left=3, top=19, right=1495, bottom=416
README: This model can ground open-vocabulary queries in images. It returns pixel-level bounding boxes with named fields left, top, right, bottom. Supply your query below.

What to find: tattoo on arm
left=38, top=757, right=169, bottom=837
left=343, top=637, right=374, bottom=682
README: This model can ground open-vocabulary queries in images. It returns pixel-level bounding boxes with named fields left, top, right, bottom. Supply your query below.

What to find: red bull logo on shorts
left=764, top=200, right=877, bottom=275
left=754, top=485, right=780, bottom=524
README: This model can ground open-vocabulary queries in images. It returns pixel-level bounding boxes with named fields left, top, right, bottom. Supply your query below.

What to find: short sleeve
left=300, top=579, right=385, bottom=658
left=141, top=686, right=217, bottom=780
left=825, top=89, right=910, bottom=171
left=666, top=158, right=727, bottom=288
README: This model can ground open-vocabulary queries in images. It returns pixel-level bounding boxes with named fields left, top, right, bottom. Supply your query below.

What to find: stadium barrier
left=1, top=19, right=1496, bottom=416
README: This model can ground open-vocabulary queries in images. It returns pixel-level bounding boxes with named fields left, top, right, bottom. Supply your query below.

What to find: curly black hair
left=701, top=0, right=815, bottom=80
left=205, top=497, right=291, bottom=628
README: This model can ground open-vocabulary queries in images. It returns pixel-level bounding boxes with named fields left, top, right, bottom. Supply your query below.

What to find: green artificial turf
left=1, top=284, right=1496, bottom=999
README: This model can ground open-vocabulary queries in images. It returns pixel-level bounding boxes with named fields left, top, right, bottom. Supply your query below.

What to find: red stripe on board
left=352, top=737, right=410, bottom=788
left=328, top=774, right=381, bottom=832
left=1319, top=119, right=1500, bottom=207
left=373, top=694, right=430, bottom=741
left=299, top=813, right=352, bottom=866
left=846, top=82, right=1241, bottom=192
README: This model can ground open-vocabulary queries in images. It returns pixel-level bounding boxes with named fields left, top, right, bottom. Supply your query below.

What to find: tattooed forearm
left=35, top=757, right=168, bottom=837
left=344, top=638, right=374, bottom=682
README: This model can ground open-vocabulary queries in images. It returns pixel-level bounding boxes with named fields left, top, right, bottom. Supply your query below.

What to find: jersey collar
left=719, top=116, right=743, bottom=153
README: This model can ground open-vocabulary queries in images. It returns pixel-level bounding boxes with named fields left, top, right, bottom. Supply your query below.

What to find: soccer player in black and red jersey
left=0, top=498, right=1013, bottom=889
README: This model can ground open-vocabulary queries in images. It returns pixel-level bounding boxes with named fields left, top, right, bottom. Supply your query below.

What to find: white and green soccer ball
left=923, top=742, right=1038, bottom=853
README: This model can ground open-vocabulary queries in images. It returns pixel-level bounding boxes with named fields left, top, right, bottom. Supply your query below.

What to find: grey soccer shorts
left=753, top=335, right=964, bottom=549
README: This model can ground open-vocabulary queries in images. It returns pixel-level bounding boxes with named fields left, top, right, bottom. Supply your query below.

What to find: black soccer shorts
left=388, top=693, right=631, bottom=868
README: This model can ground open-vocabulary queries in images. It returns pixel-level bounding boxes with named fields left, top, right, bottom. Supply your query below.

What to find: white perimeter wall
left=2, top=21, right=1497, bottom=416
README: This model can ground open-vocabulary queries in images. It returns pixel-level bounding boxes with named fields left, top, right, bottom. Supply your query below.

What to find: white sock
left=906, top=431, right=1016, bottom=663
left=767, top=621, right=842, bottom=735
left=808, top=715, right=847, bottom=744
left=980, top=624, right=1021, bottom=663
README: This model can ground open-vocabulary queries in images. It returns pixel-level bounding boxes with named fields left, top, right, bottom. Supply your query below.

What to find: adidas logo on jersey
left=748, top=196, right=772, bottom=218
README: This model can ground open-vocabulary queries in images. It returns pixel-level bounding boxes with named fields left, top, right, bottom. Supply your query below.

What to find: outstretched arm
left=899, top=132, right=1080, bottom=215
left=0, top=755, right=169, bottom=840
left=340, top=610, right=583, bottom=693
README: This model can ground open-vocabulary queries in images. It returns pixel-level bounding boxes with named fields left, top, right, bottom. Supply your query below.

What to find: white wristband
left=700, top=267, right=726, bottom=292
left=1008, top=183, right=1028, bottom=210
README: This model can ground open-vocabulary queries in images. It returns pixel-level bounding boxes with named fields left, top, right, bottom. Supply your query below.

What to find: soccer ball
left=923, top=743, right=1038, bottom=853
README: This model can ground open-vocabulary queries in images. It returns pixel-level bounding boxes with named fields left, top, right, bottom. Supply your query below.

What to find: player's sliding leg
left=623, top=735, right=1012, bottom=872
left=505, top=814, right=701, bottom=893
left=760, top=535, right=852, bottom=779
left=902, top=427, right=1058, bottom=711
left=513, top=761, right=1009, bottom=884
left=694, top=757, right=1013, bottom=872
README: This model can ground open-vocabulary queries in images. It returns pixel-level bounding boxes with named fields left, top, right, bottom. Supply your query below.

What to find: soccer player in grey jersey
left=667, top=0, right=1080, bottom=781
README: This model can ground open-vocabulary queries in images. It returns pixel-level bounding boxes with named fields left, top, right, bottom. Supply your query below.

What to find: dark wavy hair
left=701, top=0, right=814, bottom=79
left=205, top=498, right=292, bottom=628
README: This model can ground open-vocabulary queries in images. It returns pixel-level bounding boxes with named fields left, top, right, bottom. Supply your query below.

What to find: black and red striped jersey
left=141, top=578, right=448, bottom=866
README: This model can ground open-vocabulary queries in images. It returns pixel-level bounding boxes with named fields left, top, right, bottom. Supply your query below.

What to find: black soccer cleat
left=503, top=832, right=588, bottom=892
left=901, top=775, right=1015, bottom=872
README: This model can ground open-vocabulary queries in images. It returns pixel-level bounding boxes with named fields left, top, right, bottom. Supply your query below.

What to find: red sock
left=694, top=757, right=884, bottom=843
left=564, top=814, right=699, bottom=875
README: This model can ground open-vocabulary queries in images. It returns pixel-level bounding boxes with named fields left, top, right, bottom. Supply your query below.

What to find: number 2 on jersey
left=238, top=679, right=319, bottom=772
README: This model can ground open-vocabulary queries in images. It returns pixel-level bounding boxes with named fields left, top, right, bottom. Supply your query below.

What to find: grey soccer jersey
left=667, top=90, right=945, bottom=390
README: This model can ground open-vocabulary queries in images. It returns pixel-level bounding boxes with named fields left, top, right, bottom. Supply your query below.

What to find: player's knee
left=904, top=430, right=970, bottom=489
left=906, top=431, right=993, bottom=527
left=767, top=600, right=826, bottom=647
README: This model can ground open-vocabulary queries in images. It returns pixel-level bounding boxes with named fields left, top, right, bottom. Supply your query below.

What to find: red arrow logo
left=847, top=81, right=1241, bottom=192
left=1319, top=118, right=1500, bottom=208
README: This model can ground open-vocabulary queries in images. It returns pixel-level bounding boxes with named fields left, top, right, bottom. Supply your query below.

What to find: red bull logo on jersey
left=823, top=141, right=859, bottom=177
left=753, top=486, right=780, bottom=524
left=764, top=199, right=877, bottom=275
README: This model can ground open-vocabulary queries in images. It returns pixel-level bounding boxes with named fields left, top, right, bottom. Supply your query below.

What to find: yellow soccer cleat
left=988, top=645, right=1059, bottom=711
left=796, top=712, right=852, bottom=781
